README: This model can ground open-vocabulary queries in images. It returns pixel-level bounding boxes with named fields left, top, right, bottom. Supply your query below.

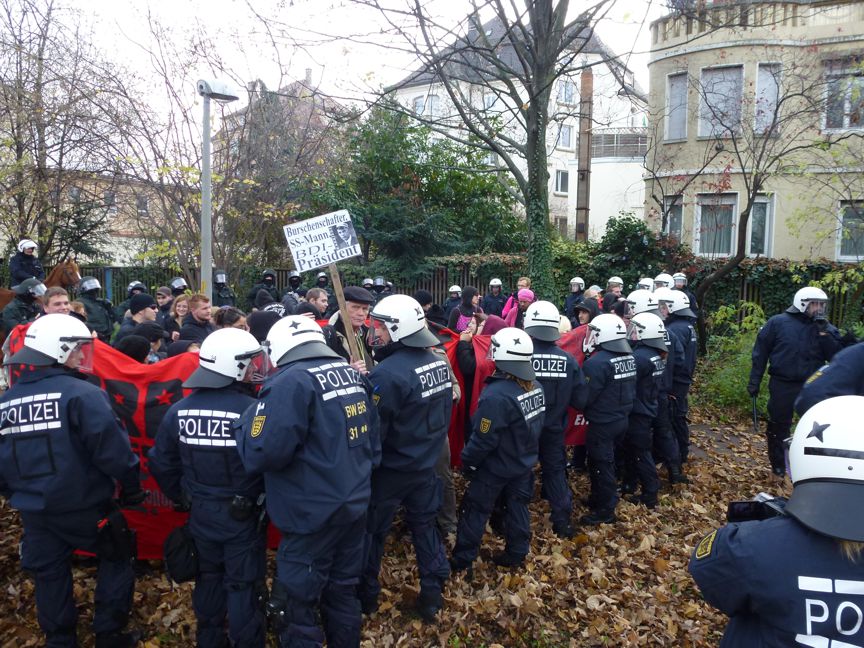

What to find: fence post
left=105, top=268, right=113, bottom=302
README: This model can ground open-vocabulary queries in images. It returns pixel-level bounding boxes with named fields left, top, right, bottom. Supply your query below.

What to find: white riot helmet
left=8, top=314, right=94, bottom=371
left=626, top=289, right=659, bottom=316
left=583, top=313, right=631, bottom=355
left=653, top=287, right=676, bottom=319
left=490, top=327, right=534, bottom=381
left=524, top=300, right=562, bottom=342
left=628, top=312, right=668, bottom=352
left=79, top=276, right=101, bottom=293
left=786, top=396, right=864, bottom=541
left=184, top=328, right=272, bottom=389
left=448, top=285, right=462, bottom=296
left=637, top=278, right=654, bottom=292
left=791, top=287, right=828, bottom=318
left=668, top=291, right=696, bottom=318
left=570, top=277, right=585, bottom=291
left=267, top=316, right=338, bottom=367
left=489, top=278, right=502, bottom=287
left=370, top=294, right=438, bottom=348
left=654, top=273, right=674, bottom=289
left=17, top=238, right=37, bottom=254
left=672, top=272, right=687, bottom=288
left=607, top=276, right=624, bottom=288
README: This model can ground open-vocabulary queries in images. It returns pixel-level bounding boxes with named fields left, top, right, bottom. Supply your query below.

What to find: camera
left=726, top=492, right=787, bottom=522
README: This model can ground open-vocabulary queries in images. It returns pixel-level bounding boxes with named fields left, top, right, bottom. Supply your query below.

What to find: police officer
left=362, top=277, right=374, bottom=291
left=77, top=276, right=117, bottom=342
left=8, top=238, right=45, bottom=286
left=623, top=313, right=668, bottom=508
left=236, top=316, right=379, bottom=646
left=796, top=341, right=864, bottom=416
left=443, top=285, right=461, bottom=319
left=359, top=295, right=453, bottom=622
left=523, top=301, right=586, bottom=537
left=213, top=269, right=237, bottom=308
left=281, top=271, right=304, bottom=314
left=563, top=277, right=586, bottom=320
left=653, top=273, right=673, bottom=290
left=636, top=278, right=654, bottom=292
left=451, top=327, right=545, bottom=573
left=481, top=278, right=507, bottom=318
left=2, top=277, right=45, bottom=330
left=0, top=314, right=145, bottom=647
left=602, top=276, right=625, bottom=313
left=149, top=328, right=271, bottom=648
left=169, top=276, right=189, bottom=297
left=371, top=276, right=391, bottom=305
left=672, top=272, right=698, bottom=317
left=656, top=287, right=697, bottom=465
left=581, top=313, right=636, bottom=525
left=314, top=271, right=336, bottom=314
left=748, top=287, right=842, bottom=477
left=114, top=280, right=146, bottom=321
left=689, top=395, right=864, bottom=646
left=246, top=270, right=279, bottom=310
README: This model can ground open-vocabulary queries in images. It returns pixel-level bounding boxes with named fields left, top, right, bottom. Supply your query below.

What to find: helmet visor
left=240, top=345, right=274, bottom=383
left=807, top=300, right=827, bottom=319
left=63, top=337, right=94, bottom=373
left=30, top=282, right=47, bottom=297
left=215, top=273, right=227, bottom=284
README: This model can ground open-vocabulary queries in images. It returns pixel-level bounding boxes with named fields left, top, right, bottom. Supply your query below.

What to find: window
left=427, top=95, right=440, bottom=116
left=555, top=170, right=569, bottom=194
left=699, top=65, right=743, bottom=137
left=696, top=193, right=737, bottom=256
left=748, top=194, right=773, bottom=256
left=136, top=195, right=149, bottom=217
left=483, top=92, right=497, bottom=110
left=558, top=124, right=573, bottom=149
left=666, top=73, right=688, bottom=140
left=558, top=80, right=576, bottom=104
left=663, top=195, right=683, bottom=239
left=755, top=64, right=780, bottom=134
left=838, top=200, right=864, bottom=261
left=825, top=59, right=864, bottom=130
left=412, top=96, right=424, bottom=114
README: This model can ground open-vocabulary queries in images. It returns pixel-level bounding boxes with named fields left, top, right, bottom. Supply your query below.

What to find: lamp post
left=196, top=79, right=239, bottom=302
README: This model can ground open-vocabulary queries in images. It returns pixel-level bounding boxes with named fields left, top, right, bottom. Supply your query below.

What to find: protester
left=414, top=289, right=448, bottom=328
left=247, top=310, right=281, bottom=343
left=447, top=286, right=484, bottom=333
left=212, top=305, right=247, bottom=331
left=501, top=277, right=531, bottom=319
left=114, top=293, right=158, bottom=345
left=114, top=335, right=151, bottom=363
left=322, top=285, right=375, bottom=372
left=503, top=288, right=534, bottom=329
left=167, top=294, right=189, bottom=335
left=178, top=294, right=215, bottom=344
left=133, top=321, right=167, bottom=363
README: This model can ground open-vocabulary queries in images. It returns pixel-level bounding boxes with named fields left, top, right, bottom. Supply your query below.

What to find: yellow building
left=644, top=1, right=864, bottom=261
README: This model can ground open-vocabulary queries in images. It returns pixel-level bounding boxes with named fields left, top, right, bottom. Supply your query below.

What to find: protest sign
left=283, top=209, right=361, bottom=272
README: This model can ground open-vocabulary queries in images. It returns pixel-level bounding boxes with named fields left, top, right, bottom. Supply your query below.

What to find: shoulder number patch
left=250, top=416, right=266, bottom=438
left=479, top=418, right=492, bottom=434
left=695, top=530, right=717, bottom=560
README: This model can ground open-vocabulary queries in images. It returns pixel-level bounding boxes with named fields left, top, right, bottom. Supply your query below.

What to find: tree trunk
left=524, top=97, right=553, bottom=300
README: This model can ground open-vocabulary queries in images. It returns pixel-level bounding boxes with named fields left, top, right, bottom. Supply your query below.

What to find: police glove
left=461, top=465, right=478, bottom=480
left=118, top=487, right=148, bottom=507
left=746, top=384, right=759, bottom=397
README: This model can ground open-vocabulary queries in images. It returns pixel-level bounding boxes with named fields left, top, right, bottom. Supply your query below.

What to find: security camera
left=197, top=79, right=239, bottom=102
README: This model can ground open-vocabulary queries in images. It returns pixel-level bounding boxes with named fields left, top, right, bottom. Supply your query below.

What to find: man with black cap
left=149, top=328, right=271, bottom=648
left=114, top=293, right=158, bottom=345
left=154, top=286, right=175, bottom=331
left=322, top=285, right=375, bottom=372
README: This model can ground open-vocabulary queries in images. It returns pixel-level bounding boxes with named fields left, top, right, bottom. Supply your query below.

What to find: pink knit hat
left=517, top=288, right=535, bottom=301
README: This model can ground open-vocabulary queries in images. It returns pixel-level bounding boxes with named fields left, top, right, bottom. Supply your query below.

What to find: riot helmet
left=184, top=328, right=272, bottom=388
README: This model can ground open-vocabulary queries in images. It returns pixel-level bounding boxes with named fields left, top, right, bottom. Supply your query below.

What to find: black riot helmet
left=214, top=269, right=228, bottom=286
left=288, top=270, right=301, bottom=289
left=372, top=276, right=386, bottom=294
left=127, top=281, right=146, bottom=298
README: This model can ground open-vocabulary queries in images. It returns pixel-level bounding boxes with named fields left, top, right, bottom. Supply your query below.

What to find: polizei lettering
left=415, top=360, right=452, bottom=398
left=176, top=409, right=241, bottom=447
left=532, top=353, right=567, bottom=379
left=517, top=387, right=545, bottom=421
left=611, top=355, right=637, bottom=380
left=797, top=575, right=864, bottom=645
left=308, top=361, right=365, bottom=401
left=650, top=355, right=666, bottom=377
left=0, top=393, right=62, bottom=435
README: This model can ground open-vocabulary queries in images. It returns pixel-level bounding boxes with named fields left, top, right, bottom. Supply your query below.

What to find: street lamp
left=197, top=79, right=239, bottom=302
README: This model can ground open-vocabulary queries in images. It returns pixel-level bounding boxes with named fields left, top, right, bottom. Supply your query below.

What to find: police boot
left=579, top=511, right=617, bottom=526
left=492, top=551, right=525, bottom=569
left=668, top=464, right=689, bottom=484
left=449, top=558, right=473, bottom=582
left=95, top=629, right=142, bottom=648
left=415, top=589, right=443, bottom=623
left=625, top=493, right=657, bottom=510
left=552, top=519, right=575, bottom=539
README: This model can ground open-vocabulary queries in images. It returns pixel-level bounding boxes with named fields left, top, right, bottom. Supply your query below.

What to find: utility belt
left=229, top=493, right=267, bottom=530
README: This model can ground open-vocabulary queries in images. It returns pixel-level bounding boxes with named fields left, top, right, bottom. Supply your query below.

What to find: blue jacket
left=530, top=339, right=586, bottom=433
left=236, top=354, right=380, bottom=534
left=661, top=331, right=684, bottom=395
left=481, top=291, right=507, bottom=318
left=148, top=385, right=262, bottom=504
left=582, top=348, right=636, bottom=425
left=442, top=297, right=461, bottom=320
left=8, top=252, right=45, bottom=286
left=462, top=374, right=544, bottom=480
left=0, top=367, right=139, bottom=513
left=563, top=292, right=585, bottom=320
left=749, top=310, right=842, bottom=390
left=369, top=343, right=453, bottom=473
left=665, top=316, right=697, bottom=385
left=631, top=344, right=665, bottom=418
left=689, top=515, right=864, bottom=647
left=795, top=341, right=864, bottom=416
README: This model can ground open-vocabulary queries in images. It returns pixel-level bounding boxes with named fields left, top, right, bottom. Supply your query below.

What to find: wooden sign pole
left=328, top=263, right=368, bottom=369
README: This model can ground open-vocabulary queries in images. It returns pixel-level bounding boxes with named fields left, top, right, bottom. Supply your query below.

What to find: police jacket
left=0, top=367, right=139, bottom=513
left=236, top=353, right=380, bottom=534
left=178, top=312, right=215, bottom=344
left=481, top=292, right=506, bottom=318
left=563, top=292, right=585, bottom=319
left=214, top=285, right=236, bottom=308
left=8, top=252, right=45, bottom=286
left=689, top=515, right=864, bottom=647
left=661, top=331, right=684, bottom=395
left=582, top=348, right=636, bottom=426
left=462, top=373, right=544, bottom=480
left=631, top=344, right=665, bottom=418
left=443, top=297, right=461, bottom=320
left=246, top=282, right=279, bottom=309
left=531, top=339, right=586, bottom=433
left=79, top=293, right=116, bottom=340
left=795, top=342, right=864, bottom=416
left=369, top=343, right=453, bottom=473
left=149, top=384, right=262, bottom=504
left=749, top=310, right=842, bottom=390
left=1, top=296, right=40, bottom=332
left=665, top=315, right=697, bottom=384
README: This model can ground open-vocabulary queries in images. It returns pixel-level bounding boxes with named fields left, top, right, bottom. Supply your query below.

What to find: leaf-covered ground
left=0, top=414, right=790, bottom=647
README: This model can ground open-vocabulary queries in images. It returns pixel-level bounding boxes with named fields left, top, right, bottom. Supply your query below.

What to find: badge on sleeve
left=372, top=393, right=381, bottom=406
left=250, top=416, right=266, bottom=438
left=694, top=530, right=717, bottom=560
left=479, top=418, right=492, bottom=434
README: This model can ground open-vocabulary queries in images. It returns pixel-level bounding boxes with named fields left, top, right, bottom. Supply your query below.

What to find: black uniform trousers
left=452, top=471, right=533, bottom=565
left=360, top=468, right=449, bottom=604
left=585, top=419, right=628, bottom=516
left=765, top=376, right=802, bottom=474
left=189, top=499, right=266, bottom=648
left=538, top=426, right=572, bottom=526
left=651, top=396, right=681, bottom=468
left=272, top=516, right=365, bottom=648
left=624, top=414, right=660, bottom=503
left=20, top=504, right=134, bottom=648
left=669, top=385, right=691, bottom=463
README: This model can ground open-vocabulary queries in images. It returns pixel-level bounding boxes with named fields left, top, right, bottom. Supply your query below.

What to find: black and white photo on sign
left=332, top=221, right=359, bottom=250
